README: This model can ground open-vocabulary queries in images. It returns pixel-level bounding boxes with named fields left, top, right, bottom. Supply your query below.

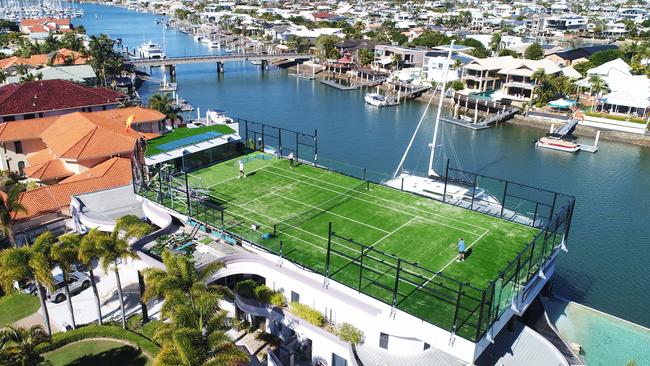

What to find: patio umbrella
left=548, top=99, right=576, bottom=109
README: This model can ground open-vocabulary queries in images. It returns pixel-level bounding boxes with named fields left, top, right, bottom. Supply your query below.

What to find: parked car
left=46, top=271, right=91, bottom=303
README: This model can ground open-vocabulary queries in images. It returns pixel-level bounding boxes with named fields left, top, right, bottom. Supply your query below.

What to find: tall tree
left=0, top=325, right=49, bottom=366
left=524, top=42, right=544, bottom=60
left=51, top=233, right=82, bottom=329
left=144, top=252, right=246, bottom=366
left=0, top=185, right=27, bottom=247
left=489, top=32, right=502, bottom=55
left=357, top=48, right=374, bottom=66
left=78, top=229, right=106, bottom=325
left=0, top=240, right=54, bottom=336
left=99, top=215, right=151, bottom=329
left=531, top=68, right=546, bottom=106
left=148, top=93, right=182, bottom=129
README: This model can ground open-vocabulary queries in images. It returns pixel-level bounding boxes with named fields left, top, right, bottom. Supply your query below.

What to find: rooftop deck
left=134, top=151, right=572, bottom=341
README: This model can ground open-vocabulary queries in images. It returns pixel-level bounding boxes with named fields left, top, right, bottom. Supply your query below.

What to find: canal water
left=79, top=4, right=650, bottom=334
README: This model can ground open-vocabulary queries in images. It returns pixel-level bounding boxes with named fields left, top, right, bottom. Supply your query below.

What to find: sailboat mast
left=428, top=40, right=455, bottom=177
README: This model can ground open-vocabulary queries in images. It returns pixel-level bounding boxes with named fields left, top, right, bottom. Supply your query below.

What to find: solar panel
left=157, top=131, right=223, bottom=152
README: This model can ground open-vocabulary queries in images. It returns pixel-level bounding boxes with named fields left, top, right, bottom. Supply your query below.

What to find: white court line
left=203, top=160, right=281, bottom=189
left=269, top=191, right=391, bottom=234
left=367, top=216, right=420, bottom=250
left=239, top=181, right=299, bottom=207
left=262, top=168, right=483, bottom=236
left=264, top=165, right=493, bottom=232
left=419, top=229, right=491, bottom=289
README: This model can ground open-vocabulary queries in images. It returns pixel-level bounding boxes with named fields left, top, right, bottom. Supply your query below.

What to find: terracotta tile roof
left=23, top=154, right=73, bottom=181
left=0, top=80, right=124, bottom=117
left=26, top=148, right=57, bottom=166
left=0, top=116, right=57, bottom=142
left=20, top=18, right=71, bottom=33
left=14, top=157, right=132, bottom=221
left=89, top=106, right=166, bottom=125
left=40, top=111, right=158, bottom=160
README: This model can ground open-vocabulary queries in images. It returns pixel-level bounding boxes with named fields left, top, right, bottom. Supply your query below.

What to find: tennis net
left=273, top=180, right=368, bottom=235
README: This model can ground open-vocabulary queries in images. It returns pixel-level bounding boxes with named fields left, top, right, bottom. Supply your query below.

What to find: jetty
left=319, top=79, right=359, bottom=90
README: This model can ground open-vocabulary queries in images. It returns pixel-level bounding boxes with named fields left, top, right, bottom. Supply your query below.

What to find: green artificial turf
left=44, top=340, right=151, bottom=366
left=155, top=152, right=540, bottom=339
left=145, top=124, right=236, bottom=156
left=0, top=294, right=40, bottom=325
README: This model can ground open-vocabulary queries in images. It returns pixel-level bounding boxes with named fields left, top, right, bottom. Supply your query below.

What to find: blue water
left=78, top=4, right=650, bottom=332
left=546, top=298, right=650, bottom=366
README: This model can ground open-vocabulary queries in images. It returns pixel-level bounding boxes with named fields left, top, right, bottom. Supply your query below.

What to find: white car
left=46, top=271, right=91, bottom=303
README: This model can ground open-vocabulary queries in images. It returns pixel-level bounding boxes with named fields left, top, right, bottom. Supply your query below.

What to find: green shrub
left=235, top=279, right=258, bottom=299
left=335, top=323, right=364, bottom=345
left=268, top=292, right=286, bottom=307
left=584, top=111, right=647, bottom=125
left=35, top=325, right=160, bottom=357
left=290, top=302, right=325, bottom=327
left=254, top=285, right=273, bottom=303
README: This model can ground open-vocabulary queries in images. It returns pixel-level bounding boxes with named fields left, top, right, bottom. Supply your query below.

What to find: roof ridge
left=70, top=127, right=98, bottom=159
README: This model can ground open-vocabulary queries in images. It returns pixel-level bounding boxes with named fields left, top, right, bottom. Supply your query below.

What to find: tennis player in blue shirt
left=457, top=238, right=466, bottom=262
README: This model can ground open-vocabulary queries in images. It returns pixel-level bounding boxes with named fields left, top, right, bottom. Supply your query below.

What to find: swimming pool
left=544, top=297, right=650, bottom=366
left=470, top=90, right=495, bottom=101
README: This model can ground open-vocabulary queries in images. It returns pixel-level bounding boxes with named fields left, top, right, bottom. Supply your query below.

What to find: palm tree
left=0, top=325, right=50, bottom=366
left=357, top=48, right=374, bottom=67
left=51, top=233, right=82, bottom=329
left=0, top=185, right=27, bottom=247
left=0, top=241, right=54, bottom=336
left=144, top=252, right=245, bottom=366
left=588, top=74, right=606, bottom=112
left=489, top=32, right=502, bottom=55
left=0, top=69, right=7, bottom=84
left=148, top=93, right=182, bottom=129
left=14, top=64, right=28, bottom=77
left=99, top=215, right=151, bottom=329
left=78, top=229, right=106, bottom=325
left=391, top=53, right=401, bottom=70
left=530, top=68, right=546, bottom=107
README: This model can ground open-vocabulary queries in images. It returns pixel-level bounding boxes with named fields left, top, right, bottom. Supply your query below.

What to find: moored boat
left=364, top=93, right=388, bottom=107
left=536, top=136, right=580, bottom=153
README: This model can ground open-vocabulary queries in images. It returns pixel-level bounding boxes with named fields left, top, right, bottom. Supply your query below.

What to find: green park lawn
left=44, top=339, right=151, bottom=366
left=0, top=293, right=40, bottom=325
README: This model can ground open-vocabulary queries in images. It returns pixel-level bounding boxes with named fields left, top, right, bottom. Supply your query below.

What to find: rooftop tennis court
left=145, top=124, right=236, bottom=156
left=185, top=152, right=540, bottom=339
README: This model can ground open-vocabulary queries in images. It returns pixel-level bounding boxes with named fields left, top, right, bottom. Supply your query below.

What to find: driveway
left=42, top=258, right=162, bottom=331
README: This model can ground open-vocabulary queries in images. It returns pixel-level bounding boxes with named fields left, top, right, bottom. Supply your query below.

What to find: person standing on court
left=238, top=160, right=246, bottom=179
left=457, top=238, right=465, bottom=262
left=288, top=152, right=295, bottom=168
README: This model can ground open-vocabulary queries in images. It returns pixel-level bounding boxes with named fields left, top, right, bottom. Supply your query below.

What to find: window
left=291, top=291, right=300, bottom=303
left=424, top=342, right=430, bottom=350
left=23, top=113, right=35, bottom=120
left=17, top=161, right=25, bottom=176
left=331, top=353, right=347, bottom=366
left=379, top=333, right=389, bottom=349
left=14, top=141, right=23, bottom=154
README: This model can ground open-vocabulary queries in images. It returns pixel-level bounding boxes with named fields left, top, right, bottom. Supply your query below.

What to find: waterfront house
left=0, top=79, right=124, bottom=123
left=373, top=45, right=429, bottom=71
left=0, top=107, right=164, bottom=244
left=422, top=45, right=476, bottom=84
left=3, top=65, right=97, bottom=85
left=545, top=45, right=618, bottom=67
left=19, top=17, right=72, bottom=35
left=576, top=58, right=650, bottom=117
left=461, top=56, right=561, bottom=102
left=0, top=106, right=164, bottom=175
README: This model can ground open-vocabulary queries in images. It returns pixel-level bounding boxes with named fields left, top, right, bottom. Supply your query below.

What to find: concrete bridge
left=124, top=53, right=312, bottom=68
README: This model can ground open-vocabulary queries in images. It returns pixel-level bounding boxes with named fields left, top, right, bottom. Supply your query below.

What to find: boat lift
left=547, top=120, right=600, bottom=153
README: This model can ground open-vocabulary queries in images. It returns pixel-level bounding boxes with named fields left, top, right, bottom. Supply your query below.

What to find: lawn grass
left=0, top=293, right=40, bottom=325
left=44, top=339, right=151, bottom=366
left=145, top=125, right=236, bottom=156
left=164, top=153, right=539, bottom=339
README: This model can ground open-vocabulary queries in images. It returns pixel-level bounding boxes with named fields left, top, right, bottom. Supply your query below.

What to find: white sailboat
left=385, top=40, right=501, bottom=207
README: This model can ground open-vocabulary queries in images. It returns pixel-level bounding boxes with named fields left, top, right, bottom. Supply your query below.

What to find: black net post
left=184, top=171, right=192, bottom=217
left=451, top=283, right=464, bottom=334
left=273, top=224, right=277, bottom=236
left=443, top=159, right=450, bottom=203
left=244, top=119, right=249, bottom=145
left=470, top=173, right=478, bottom=210
left=220, top=210, right=224, bottom=232
left=261, top=124, right=265, bottom=150
left=325, top=222, right=332, bottom=280
left=392, top=259, right=402, bottom=308
left=363, top=168, right=366, bottom=181
left=475, top=287, right=487, bottom=341
left=500, top=181, right=508, bottom=217
left=564, top=199, right=576, bottom=242
left=358, top=244, right=365, bottom=293
left=549, top=192, right=558, bottom=222
left=279, top=240, right=283, bottom=258
left=533, top=202, right=539, bottom=226
left=314, top=129, right=318, bottom=165
left=157, top=165, right=163, bottom=204
left=295, top=132, right=299, bottom=161
left=278, top=127, right=282, bottom=156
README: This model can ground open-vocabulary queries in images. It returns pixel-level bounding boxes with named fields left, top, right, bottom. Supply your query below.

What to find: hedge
left=36, top=325, right=161, bottom=357
left=235, top=280, right=286, bottom=307
left=290, top=302, right=325, bottom=327
left=584, top=111, right=647, bottom=125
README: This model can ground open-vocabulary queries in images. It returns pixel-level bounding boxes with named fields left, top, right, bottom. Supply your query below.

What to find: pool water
left=470, top=89, right=496, bottom=101
left=545, top=297, right=650, bottom=366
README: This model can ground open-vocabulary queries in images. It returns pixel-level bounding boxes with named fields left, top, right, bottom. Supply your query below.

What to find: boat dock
left=319, top=79, right=359, bottom=90
left=441, top=117, right=491, bottom=130
left=551, top=119, right=579, bottom=138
